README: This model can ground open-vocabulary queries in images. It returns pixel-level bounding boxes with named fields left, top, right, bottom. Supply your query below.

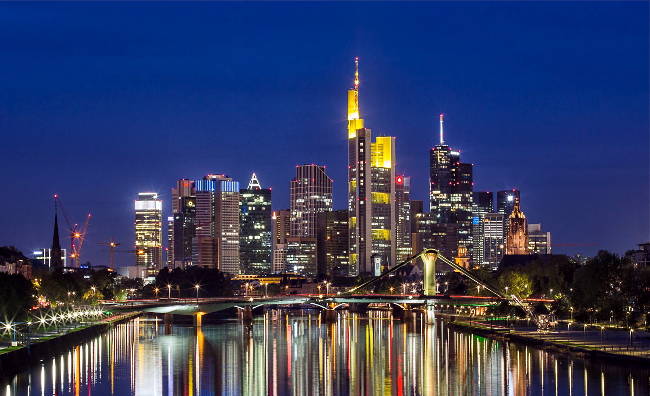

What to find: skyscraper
left=528, top=224, right=551, bottom=254
left=497, top=189, right=521, bottom=217
left=290, top=164, right=333, bottom=238
left=395, top=175, right=412, bottom=263
left=193, top=174, right=240, bottom=274
left=505, top=197, right=528, bottom=255
left=239, top=173, right=272, bottom=274
left=170, top=179, right=196, bottom=269
left=370, top=136, right=397, bottom=270
left=483, top=212, right=505, bottom=269
left=429, top=114, right=474, bottom=262
left=134, top=192, right=163, bottom=276
left=272, top=209, right=290, bottom=273
left=316, top=210, right=349, bottom=276
left=347, top=57, right=372, bottom=276
left=471, top=191, right=494, bottom=267
left=347, top=58, right=398, bottom=275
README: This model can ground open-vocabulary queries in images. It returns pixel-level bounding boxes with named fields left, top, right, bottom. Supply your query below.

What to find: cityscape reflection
left=2, top=312, right=649, bottom=395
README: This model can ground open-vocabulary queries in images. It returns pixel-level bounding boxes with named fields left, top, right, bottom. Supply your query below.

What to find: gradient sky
left=0, top=2, right=648, bottom=267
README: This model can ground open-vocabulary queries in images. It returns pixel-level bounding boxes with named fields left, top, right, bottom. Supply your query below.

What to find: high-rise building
left=193, top=174, right=240, bottom=274
left=346, top=59, right=398, bottom=275
left=527, top=224, right=551, bottom=254
left=290, top=164, right=333, bottom=238
left=497, top=189, right=520, bottom=217
left=272, top=209, right=291, bottom=273
left=482, top=212, right=505, bottom=269
left=471, top=191, right=494, bottom=267
left=409, top=199, right=424, bottom=258
left=317, top=210, right=349, bottom=276
left=172, top=196, right=196, bottom=269
left=370, top=136, right=397, bottom=270
left=286, top=237, right=317, bottom=278
left=505, top=197, right=528, bottom=255
left=395, top=175, right=412, bottom=263
left=414, top=213, right=458, bottom=271
left=429, top=114, right=473, bottom=262
left=239, top=173, right=272, bottom=274
left=134, top=192, right=163, bottom=276
left=170, top=179, right=196, bottom=269
left=347, top=58, right=372, bottom=277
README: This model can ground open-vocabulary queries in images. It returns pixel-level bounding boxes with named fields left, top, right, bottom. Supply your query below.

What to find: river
left=2, top=311, right=649, bottom=395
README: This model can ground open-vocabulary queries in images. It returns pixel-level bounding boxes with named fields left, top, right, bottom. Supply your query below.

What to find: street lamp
left=194, top=284, right=200, bottom=303
left=505, top=286, right=509, bottom=296
left=389, top=286, right=395, bottom=295
left=167, top=284, right=172, bottom=299
left=154, top=287, right=159, bottom=299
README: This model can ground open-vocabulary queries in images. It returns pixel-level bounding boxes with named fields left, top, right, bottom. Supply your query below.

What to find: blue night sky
left=0, top=2, right=647, bottom=266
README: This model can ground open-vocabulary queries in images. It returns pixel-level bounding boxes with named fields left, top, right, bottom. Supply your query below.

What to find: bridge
left=104, top=249, right=553, bottom=328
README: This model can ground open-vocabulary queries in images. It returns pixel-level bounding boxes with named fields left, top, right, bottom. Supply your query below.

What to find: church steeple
left=51, top=195, right=63, bottom=268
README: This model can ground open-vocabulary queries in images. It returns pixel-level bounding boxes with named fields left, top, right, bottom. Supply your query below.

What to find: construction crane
left=96, top=241, right=121, bottom=270
left=54, top=194, right=92, bottom=268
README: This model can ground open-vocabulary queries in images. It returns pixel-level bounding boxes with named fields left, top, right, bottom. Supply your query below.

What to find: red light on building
left=396, top=176, right=403, bottom=184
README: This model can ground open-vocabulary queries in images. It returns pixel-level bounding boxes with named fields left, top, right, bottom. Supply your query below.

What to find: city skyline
left=0, top=2, right=647, bottom=266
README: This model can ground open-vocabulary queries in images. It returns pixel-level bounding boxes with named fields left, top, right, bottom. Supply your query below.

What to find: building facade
left=239, top=173, right=272, bottom=274
left=286, top=237, right=318, bottom=278
left=482, top=212, right=505, bottom=269
left=527, top=223, right=551, bottom=254
left=471, top=191, right=494, bottom=267
left=395, top=175, right=412, bottom=263
left=272, top=209, right=291, bottom=273
left=290, top=164, right=333, bottom=238
left=134, top=192, right=163, bottom=276
left=193, top=175, right=240, bottom=274
left=317, top=210, right=349, bottom=277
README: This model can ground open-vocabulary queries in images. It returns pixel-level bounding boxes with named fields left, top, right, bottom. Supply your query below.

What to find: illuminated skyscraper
left=347, top=57, right=372, bottom=276
left=170, top=179, right=196, bottom=269
left=347, top=58, right=397, bottom=275
left=193, top=174, right=240, bottom=274
left=134, top=192, right=163, bottom=276
left=290, top=164, right=333, bottom=238
left=395, top=175, right=412, bottom=263
left=272, top=209, right=290, bottom=273
left=528, top=224, right=551, bottom=254
left=483, top=212, right=505, bottom=269
left=429, top=114, right=473, bottom=262
left=497, top=189, right=520, bottom=217
left=471, top=191, right=494, bottom=267
left=317, top=210, right=349, bottom=276
left=239, top=173, right=272, bottom=274
left=505, top=197, right=528, bottom=255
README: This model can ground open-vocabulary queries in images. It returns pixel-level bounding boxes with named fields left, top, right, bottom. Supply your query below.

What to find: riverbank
left=446, top=318, right=650, bottom=364
left=0, top=311, right=141, bottom=380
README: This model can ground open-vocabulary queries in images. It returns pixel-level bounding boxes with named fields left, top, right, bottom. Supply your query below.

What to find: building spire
left=248, top=172, right=261, bottom=190
left=439, top=113, right=445, bottom=145
left=51, top=194, right=63, bottom=268
left=354, top=56, right=360, bottom=91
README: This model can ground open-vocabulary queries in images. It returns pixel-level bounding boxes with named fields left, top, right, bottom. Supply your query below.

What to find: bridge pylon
left=422, top=249, right=438, bottom=297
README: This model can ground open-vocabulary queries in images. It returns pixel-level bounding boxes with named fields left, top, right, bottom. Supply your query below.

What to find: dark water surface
left=2, top=312, right=649, bottom=395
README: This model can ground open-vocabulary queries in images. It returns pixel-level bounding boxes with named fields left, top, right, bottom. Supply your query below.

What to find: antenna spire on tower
left=354, top=57, right=360, bottom=91
left=439, top=113, right=445, bottom=145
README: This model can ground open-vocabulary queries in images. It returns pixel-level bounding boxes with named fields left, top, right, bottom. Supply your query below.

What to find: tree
left=0, top=272, right=34, bottom=321
left=497, top=271, right=533, bottom=299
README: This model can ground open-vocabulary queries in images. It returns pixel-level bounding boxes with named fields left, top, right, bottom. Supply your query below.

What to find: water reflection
left=2, top=311, right=649, bottom=395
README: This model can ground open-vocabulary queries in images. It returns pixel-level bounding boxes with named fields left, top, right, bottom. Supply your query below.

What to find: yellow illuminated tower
left=505, top=197, right=529, bottom=255
left=348, top=57, right=372, bottom=276
left=347, top=58, right=397, bottom=275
